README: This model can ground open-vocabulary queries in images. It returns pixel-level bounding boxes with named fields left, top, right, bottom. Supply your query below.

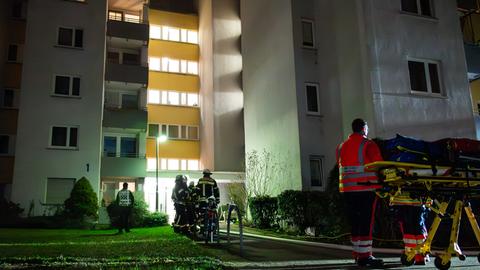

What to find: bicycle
left=201, top=196, right=219, bottom=244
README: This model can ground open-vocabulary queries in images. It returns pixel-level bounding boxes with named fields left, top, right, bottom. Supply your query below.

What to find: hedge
left=248, top=196, right=277, bottom=229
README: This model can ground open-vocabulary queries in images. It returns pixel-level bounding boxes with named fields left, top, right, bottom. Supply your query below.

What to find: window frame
left=45, top=178, right=76, bottom=204
left=56, top=26, right=84, bottom=49
left=52, top=74, right=81, bottom=98
left=407, top=57, right=443, bottom=96
left=400, top=0, right=435, bottom=18
left=0, top=134, right=11, bottom=155
left=305, top=82, right=321, bottom=115
left=148, top=89, right=199, bottom=107
left=1, top=88, right=18, bottom=108
left=102, top=133, right=138, bottom=158
left=301, top=18, right=316, bottom=49
left=148, top=123, right=200, bottom=141
left=7, top=44, right=20, bottom=62
left=49, top=125, right=79, bottom=150
left=147, top=157, right=200, bottom=171
left=309, top=155, right=324, bottom=188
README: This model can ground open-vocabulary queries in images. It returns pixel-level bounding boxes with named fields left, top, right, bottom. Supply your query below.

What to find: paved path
left=203, top=232, right=480, bottom=269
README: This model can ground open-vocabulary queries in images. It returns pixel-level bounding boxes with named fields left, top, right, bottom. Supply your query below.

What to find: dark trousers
left=174, top=204, right=188, bottom=231
left=119, top=207, right=131, bottom=232
left=343, top=192, right=378, bottom=258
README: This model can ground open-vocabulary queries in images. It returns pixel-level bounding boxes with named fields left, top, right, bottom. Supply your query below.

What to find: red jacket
left=336, top=133, right=382, bottom=192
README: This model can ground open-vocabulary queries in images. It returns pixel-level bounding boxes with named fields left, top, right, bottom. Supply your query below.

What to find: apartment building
left=241, top=0, right=476, bottom=194
left=0, top=0, right=26, bottom=200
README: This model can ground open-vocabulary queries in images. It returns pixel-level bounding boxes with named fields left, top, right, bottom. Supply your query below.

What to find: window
left=401, top=0, right=433, bottom=17
left=107, top=52, right=120, bottom=64
left=124, top=14, right=140, bottom=23
left=121, top=94, right=138, bottom=109
left=108, top=11, right=123, bottom=21
left=305, top=83, right=320, bottom=114
left=301, top=19, right=315, bottom=48
left=120, top=137, right=137, bottom=157
left=2, top=89, right=14, bottom=108
left=11, top=2, right=23, bottom=18
left=57, top=27, right=83, bottom=48
left=123, top=53, right=139, bottom=65
left=148, top=124, right=159, bottom=137
left=408, top=59, right=442, bottom=94
left=7, top=45, right=17, bottom=62
left=150, top=25, right=198, bottom=44
left=148, top=124, right=199, bottom=140
left=103, top=136, right=116, bottom=157
left=309, top=156, right=324, bottom=187
left=149, top=57, right=198, bottom=75
left=54, top=75, right=80, bottom=97
left=0, top=135, right=9, bottom=154
left=50, top=126, right=78, bottom=149
left=168, top=125, right=179, bottom=139
left=46, top=178, right=75, bottom=204
left=477, top=103, right=480, bottom=115
left=147, top=158, right=200, bottom=171
left=188, top=126, right=198, bottom=140
left=148, top=90, right=199, bottom=107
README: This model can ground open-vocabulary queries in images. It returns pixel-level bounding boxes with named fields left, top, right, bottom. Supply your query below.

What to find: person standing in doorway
left=116, top=182, right=135, bottom=234
left=336, top=118, right=384, bottom=267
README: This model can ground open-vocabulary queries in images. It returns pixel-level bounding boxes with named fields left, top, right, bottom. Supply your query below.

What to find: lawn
left=0, top=226, right=228, bottom=269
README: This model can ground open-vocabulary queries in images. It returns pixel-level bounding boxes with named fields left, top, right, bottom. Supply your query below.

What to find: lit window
left=187, top=61, right=198, bottom=75
left=160, top=158, right=167, bottom=170
left=148, top=90, right=160, bottom=104
left=188, top=160, right=199, bottom=170
left=168, top=159, right=180, bottom=170
left=180, top=29, right=188, bottom=43
left=149, top=57, right=160, bottom=71
left=401, top=0, right=433, bottom=17
left=161, top=91, right=168, bottom=104
left=168, top=92, right=180, bottom=105
left=147, top=158, right=156, bottom=171
left=50, top=126, right=78, bottom=149
left=150, top=25, right=161, bottom=39
left=57, top=27, right=83, bottom=48
left=108, top=11, right=123, bottom=21
left=161, top=57, right=169, bottom=72
left=301, top=19, right=315, bottom=48
left=124, top=14, right=140, bottom=23
left=180, top=60, right=187, bottom=73
left=310, top=156, right=324, bottom=187
left=408, top=59, right=442, bottom=95
left=187, top=93, right=198, bottom=106
left=181, top=160, right=187, bottom=170
left=169, top=59, right=180, bottom=73
left=180, top=93, right=187, bottom=105
left=305, top=83, right=320, bottom=115
left=168, top=27, right=180, bottom=41
left=187, top=31, right=198, bottom=44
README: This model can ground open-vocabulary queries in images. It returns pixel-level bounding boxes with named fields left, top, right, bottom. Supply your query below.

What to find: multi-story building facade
left=241, top=0, right=476, bottom=194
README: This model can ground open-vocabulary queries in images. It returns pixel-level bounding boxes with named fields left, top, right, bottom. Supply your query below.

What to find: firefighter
left=336, top=118, right=384, bottom=267
left=186, top=181, right=199, bottom=235
left=391, top=193, right=430, bottom=265
left=196, top=169, right=219, bottom=234
left=172, top=175, right=189, bottom=233
left=116, top=182, right=135, bottom=234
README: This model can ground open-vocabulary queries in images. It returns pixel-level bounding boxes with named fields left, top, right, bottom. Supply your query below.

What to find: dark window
left=58, top=28, right=73, bottom=47
left=0, top=135, right=9, bottom=154
left=74, top=29, right=83, bottom=48
left=46, top=178, right=75, bottom=204
left=55, top=76, right=70, bottom=95
left=69, top=127, right=78, bottom=147
left=401, top=0, right=418, bottom=14
left=104, top=136, right=117, bottom=157
left=168, top=125, right=179, bottom=139
left=122, top=94, right=138, bottom=109
left=408, top=61, right=427, bottom=92
left=310, top=157, right=323, bottom=187
left=148, top=124, right=159, bottom=137
left=188, top=126, right=198, bottom=140
left=72, top=77, right=80, bottom=96
left=7, top=45, right=17, bottom=61
left=419, top=0, right=432, bottom=16
left=306, top=84, right=319, bottom=113
left=107, top=52, right=120, bottom=64
left=478, top=103, right=480, bottom=115
left=120, top=137, right=137, bottom=157
left=51, top=127, right=68, bottom=146
left=161, top=125, right=167, bottom=136
left=123, top=53, right=139, bottom=65
left=12, top=2, right=22, bottom=18
left=302, top=20, right=314, bottom=47
left=3, top=89, right=14, bottom=107
left=428, top=63, right=440, bottom=93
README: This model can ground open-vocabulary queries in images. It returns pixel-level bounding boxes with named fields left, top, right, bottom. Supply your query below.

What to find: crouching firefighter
left=336, top=118, right=384, bottom=267
left=391, top=192, right=430, bottom=265
left=172, top=175, right=189, bottom=233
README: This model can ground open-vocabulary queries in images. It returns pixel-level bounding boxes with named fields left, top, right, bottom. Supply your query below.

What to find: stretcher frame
left=365, top=161, right=480, bottom=270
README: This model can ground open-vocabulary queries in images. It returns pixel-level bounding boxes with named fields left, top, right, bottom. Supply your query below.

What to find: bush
left=107, top=198, right=168, bottom=228
left=64, top=177, right=98, bottom=220
left=227, top=183, right=247, bottom=216
left=0, top=199, right=24, bottom=226
left=248, top=196, right=277, bottom=229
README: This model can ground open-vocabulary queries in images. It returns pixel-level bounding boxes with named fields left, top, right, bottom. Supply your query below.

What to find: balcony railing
left=107, top=19, right=149, bottom=42
left=103, top=108, right=147, bottom=130
left=105, top=62, right=148, bottom=85
left=101, top=155, right=147, bottom=178
left=103, top=152, right=146, bottom=158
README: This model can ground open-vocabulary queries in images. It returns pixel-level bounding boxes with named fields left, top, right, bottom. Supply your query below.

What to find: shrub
left=226, top=182, right=247, bottom=216
left=107, top=198, right=168, bottom=228
left=248, top=196, right=277, bottom=229
left=0, top=199, right=24, bottom=226
left=143, top=212, right=168, bottom=227
left=64, top=177, right=98, bottom=220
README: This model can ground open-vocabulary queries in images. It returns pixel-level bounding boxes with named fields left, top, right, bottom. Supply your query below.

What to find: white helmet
left=202, top=169, right=212, bottom=175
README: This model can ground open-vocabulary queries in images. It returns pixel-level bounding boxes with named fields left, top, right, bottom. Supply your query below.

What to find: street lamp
left=155, top=134, right=167, bottom=212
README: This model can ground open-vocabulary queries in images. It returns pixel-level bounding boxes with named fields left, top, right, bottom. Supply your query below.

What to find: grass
left=0, top=226, right=228, bottom=269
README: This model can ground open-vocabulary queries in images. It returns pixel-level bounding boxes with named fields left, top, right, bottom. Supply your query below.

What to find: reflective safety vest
left=337, top=135, right=381, bottom=193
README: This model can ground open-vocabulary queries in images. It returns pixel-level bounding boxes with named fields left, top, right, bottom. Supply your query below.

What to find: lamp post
left=155, top=135, right=167, bottom=212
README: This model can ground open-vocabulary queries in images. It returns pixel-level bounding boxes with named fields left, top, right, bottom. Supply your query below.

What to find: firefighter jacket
left=197, top=176, right=220, bottom=204
left=336, top=133, right=382, bottom=192
left=172, top=182, right=189, bottom=205
left=187, top=185, right=200, bottom=206
left=116, top=189, right=134, bottom=207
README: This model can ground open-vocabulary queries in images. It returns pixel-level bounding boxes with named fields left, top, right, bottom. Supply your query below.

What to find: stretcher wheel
left=434, top=257, right=451, bottom=270
left=400, top=254, right=414, bottom=266
left=477, top=253, right=480, bottom=263
left=459, top=254, right=466, bottom=261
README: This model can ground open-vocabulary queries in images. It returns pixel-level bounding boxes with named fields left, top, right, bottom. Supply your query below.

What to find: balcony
left=464, top=43, right=480, bottom=79
left=103, top=108, right=147, bottom=130
left=101, top=154, right=146, bottom=178
left=105, top=62, right=148, bottom=85
left=107, top=19, right=149, bottom=43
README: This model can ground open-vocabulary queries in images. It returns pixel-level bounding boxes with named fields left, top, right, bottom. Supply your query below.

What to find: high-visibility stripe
left=341, top=172, right=377, bottom=180
left=340, top=166, right=364, bottom=173
left=352, top=240, right=372, bottom=246
left=358, top=139, right=367, bottom=165
left=355, top=246, right=372, bottom=253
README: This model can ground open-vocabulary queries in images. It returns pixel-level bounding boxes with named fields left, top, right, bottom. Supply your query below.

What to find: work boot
left=357, top=256, right=384, bottom=268
left=414, top=254, right=429, bottom=265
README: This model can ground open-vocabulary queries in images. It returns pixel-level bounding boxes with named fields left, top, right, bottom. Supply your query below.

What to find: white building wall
left=11, top=0, right=106, bottom=215
left=365, top=0, right=476, bottom=140
left=241, top=0, right=302, bottom=195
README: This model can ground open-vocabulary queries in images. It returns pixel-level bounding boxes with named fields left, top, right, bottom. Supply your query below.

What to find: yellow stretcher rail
left=365, top=161, right=480, bottom=270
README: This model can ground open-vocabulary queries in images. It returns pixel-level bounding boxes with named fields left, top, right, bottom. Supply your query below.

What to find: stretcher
left=365, top=161, right=480, bottom=270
